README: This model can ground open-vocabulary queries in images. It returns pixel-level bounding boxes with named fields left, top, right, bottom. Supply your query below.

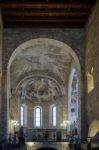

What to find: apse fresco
left=17, top=77, right=60, bottom=101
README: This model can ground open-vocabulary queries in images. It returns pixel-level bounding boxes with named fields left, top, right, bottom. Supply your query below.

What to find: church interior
left=0, top=0, right=99, bottom=149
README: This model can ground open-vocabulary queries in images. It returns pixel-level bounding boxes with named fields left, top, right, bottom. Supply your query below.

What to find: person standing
left=18, top=126, right=25, bottom=148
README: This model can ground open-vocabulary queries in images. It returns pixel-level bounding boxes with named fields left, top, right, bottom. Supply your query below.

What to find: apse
left=7, top=38, right=81, bottom=136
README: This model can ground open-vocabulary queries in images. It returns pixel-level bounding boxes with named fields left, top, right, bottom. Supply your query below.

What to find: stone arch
left=16, top=74, right=65, bottom=96
left=7, top=38, right=80, bottom=72
left=7, top=38, right=81, bottom=135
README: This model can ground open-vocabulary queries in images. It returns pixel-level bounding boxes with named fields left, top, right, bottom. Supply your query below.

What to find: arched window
left=34, top=106, right=42, bottom=128
left=87, top=67, right=94, bottom=93
left=20, top=104, right=27, bottom=127
left=20, top=106, right=24, bottom=126
left=52, top=106, right=56, bottom=126
left=49, top=104, right=57, bottom=127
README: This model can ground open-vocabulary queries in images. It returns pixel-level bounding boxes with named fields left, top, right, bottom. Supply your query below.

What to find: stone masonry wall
left=3, top=28, right=84, bottom=70
left=2, top=28, right=87, bottom=138
left=10, top=96, right=67, bottom=131
left=86, top=0, right=99, bottom=136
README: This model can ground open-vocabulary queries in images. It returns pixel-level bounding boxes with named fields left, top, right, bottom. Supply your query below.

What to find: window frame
left=34, top=106, right=42, bottom=128
left=20, top=104, right=27, bottom=127
left=52, top=105, right=57, bottom=127
left=20, top=106, right=24, bottom=126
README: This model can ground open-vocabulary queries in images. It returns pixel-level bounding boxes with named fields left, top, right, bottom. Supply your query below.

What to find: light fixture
left=26, top=142, right=34, bottom=149
left=10, top=120, right=19, bottom=128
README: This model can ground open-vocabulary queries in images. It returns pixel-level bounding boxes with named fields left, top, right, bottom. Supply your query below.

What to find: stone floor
left=5, top=142, right=70, bottom=150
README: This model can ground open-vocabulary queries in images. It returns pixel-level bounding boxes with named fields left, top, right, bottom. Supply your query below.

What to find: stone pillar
left=80, top=70, right=88, bottom=139
left=0, top=9, right=2, bottom=121
left=77, top=76, right=81, bottom=136
left=0, top=10, right=3, bottom=139
left=43, top=104, right=49, bottom=129
left=18, top=96, right=20, bottom=128
left=1, top=69, right=9, bottom=139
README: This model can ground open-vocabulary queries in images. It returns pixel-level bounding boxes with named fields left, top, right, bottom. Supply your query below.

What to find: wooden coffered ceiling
left=0, top=0, right=96, bottom=28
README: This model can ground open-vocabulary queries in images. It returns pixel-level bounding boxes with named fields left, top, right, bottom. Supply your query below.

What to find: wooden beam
left=3, top=18, right=85, bottom=23
left=0, top=2, right=93, bottom=9
left=4, top=19, right=85, bottom=28
left=3, top=11, right=89, bottom=17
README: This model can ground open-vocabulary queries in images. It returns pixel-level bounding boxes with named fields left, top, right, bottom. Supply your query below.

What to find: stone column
left=80, top=70, right=88, bottom=139
left=0, top=10, right=3, bottom=139
left=43, top=104, right=49, bottom=129
left=0, top=9, right=2, bottom=122
left=18, top=96, right=21, bottom=127
left=1, top=69, right=9, bottom=139
left=77, top=77, right=81, bottom=136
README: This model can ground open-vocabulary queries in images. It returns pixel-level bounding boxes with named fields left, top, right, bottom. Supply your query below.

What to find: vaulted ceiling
left=10, top=39, right=73, bottom=90
left=0, top=0, right=95, bottom=28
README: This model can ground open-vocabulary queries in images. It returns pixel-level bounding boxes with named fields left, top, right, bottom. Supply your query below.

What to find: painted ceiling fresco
left=17, top=76, right=62, bottom=101
left=10, top=43, right=72, bottom=89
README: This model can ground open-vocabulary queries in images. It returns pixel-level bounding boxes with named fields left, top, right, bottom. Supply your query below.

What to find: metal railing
left=25, top=129, right=68, bottom=142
